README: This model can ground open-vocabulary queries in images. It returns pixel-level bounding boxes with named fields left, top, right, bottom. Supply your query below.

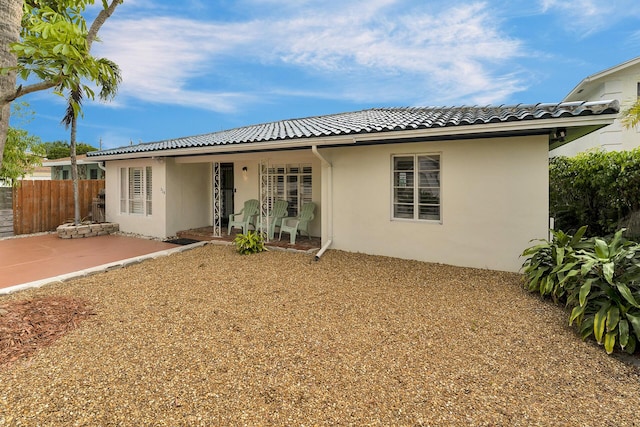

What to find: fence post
left=0, top=187, right=13, bottom=237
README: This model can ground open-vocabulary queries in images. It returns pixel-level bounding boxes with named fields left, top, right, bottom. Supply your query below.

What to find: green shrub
left=521, top=226, right=589, bottom=303
left=522, top=228, right=640, bottom=355
left=234, top=230, right=267, bottom=255
left=550, top=149, right=640, bottom=237
left=568, top=229, right=640, bottom=354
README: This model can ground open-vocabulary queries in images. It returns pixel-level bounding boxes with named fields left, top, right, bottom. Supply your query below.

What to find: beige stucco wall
left=105, top=158, right=167, bottom=237
left=165, top=159, right=211, bottom=237
left=105, top=138, right=547, bottom=271
left=320, top=135, right=549, bottom=272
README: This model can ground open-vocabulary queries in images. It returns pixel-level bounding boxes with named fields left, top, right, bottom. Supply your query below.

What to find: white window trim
left=267, top=163, right=312, bottom=217
left=120, top=166, right=153, bottom=216
left=391, top=153, right=442, bottom=223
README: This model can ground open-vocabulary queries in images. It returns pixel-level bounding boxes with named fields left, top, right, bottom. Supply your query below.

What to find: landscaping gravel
left=1, top=244, right=639, bottom=426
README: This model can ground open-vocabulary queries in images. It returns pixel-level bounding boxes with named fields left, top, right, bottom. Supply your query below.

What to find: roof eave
left=41, top=160, right=100, bottom=167
left=564, top=57, right=640, bottom=101
left=91, top=114, right=618, bottom=161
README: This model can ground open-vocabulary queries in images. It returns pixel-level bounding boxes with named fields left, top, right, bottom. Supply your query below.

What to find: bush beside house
left=522, top=227, right=640, bottom=355
left=550, top=148, right=640, bottom=238
left=523, top=149, right=640, bottom=356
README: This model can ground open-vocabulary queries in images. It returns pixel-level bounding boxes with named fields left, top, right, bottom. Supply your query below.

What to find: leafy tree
left=0, top=0, right=122, bottom=174
left=59, top=14, right=121, bottom=225
left=1, top=103, right=45, bottom=185
left=41, top=140, right=97, bottom=159
left=42, top=141, right=72, bottom=159
left=75, top=142, right=97, bottom=155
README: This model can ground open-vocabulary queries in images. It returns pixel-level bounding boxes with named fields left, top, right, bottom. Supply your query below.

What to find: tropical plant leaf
left=559, top=268, right=580, bottom=285
left=570, top=305, right=585, bottom=326
left=615, top=283, right=640, bottom=308
left=581, top=259, right=597, bottom=276
left=604, top=331, right=617, bottom=354
left=530, top=268, right=544, bottom=289
left=594, top=303, right=611, bottom=344
left=569, top=225, right=588, bottom=246
left=625, top=334, right=637, bottom=354
left=619, top=319, right=630, bottom=349
left=606, top=306, right=620, bottom=332
left=626, top=312, right=640, bottom=339
left=609, top=229, right=626, bottom=253
left=595, top=239, right=609, bottom=260
left=543, top=276, right=554, bottom=295
left=602, top=262, right=615, bottom=285
left=522, top=242, right=548, bottom=256
left=556, top=246, right=566, bottom=265
left=580, top=316, right=595, bottom=340
left=579, top=279, right=594, bottom=307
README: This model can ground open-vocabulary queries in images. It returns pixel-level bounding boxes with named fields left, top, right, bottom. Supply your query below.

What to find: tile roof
left=88, top=100, right=619, bottom=157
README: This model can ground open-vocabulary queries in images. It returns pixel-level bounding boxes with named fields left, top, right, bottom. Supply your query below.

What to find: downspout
left=97, top=161, right=106, bottom=180
left=311, top=145, right=332, bottom=260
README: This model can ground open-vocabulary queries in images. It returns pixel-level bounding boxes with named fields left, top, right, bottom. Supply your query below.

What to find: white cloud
left=93, top=1, right=526, bottom=111
left=539, top=0, right=640, bottom=36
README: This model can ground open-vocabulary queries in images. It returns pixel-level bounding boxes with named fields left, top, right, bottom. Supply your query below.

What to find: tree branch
left=87, top=0, right=122, bottom=50
left=1, top=0, right=122, bottom=105
left=1, top=80, right=58, bottom=104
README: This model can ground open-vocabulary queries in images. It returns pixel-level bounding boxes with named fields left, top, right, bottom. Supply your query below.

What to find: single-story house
left=87, top=101, right=619, bottom=272
left=42, top=154, right=105, bottom=180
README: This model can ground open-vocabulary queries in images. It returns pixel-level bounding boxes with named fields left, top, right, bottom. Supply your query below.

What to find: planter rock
left=56, top=222, right=119, bottom=239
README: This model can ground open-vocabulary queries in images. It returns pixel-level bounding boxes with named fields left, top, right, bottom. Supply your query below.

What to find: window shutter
left=129, top=168, right=144, bottom=214
left=145, top=166, right=152, bottom=216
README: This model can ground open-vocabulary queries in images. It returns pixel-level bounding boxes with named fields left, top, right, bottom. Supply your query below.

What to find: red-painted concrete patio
left=0, top=234, right=179, bottom=290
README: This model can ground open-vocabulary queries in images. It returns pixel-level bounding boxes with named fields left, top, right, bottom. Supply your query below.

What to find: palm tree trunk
left=70, top=114, right=80, bottom=225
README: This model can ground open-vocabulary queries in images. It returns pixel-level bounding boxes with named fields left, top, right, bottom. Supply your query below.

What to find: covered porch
left=163, top=148, right=328, bottom=251
left=175, top=225, right=322, bottom=252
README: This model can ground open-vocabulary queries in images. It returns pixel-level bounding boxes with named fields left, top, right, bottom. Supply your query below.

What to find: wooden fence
left=0, top=187, right=12, bottom=238
left=13, top=180, right=106, bottom=235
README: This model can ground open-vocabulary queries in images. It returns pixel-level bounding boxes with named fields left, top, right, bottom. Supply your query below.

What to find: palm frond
left=621, top=99, right=640, bottom=129
left=96, top=58, right=122, bottom=100
left=61, top=88, right=83, bottom=129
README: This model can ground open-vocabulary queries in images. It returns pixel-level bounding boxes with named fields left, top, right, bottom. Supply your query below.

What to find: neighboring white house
left=21, top=165, right=51, bottom=181
left=88, top=102, right=618, bottom=272
left=551, top=57, right=640, bottom=157
left=41, top=154, right=105, bottom=180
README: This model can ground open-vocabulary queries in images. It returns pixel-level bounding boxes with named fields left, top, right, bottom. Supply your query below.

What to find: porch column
left=259, top=160, right=271, bottom=242
left=212, top=162, right=221, bottom=237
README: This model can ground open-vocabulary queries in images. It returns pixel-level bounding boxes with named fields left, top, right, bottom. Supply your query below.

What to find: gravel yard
left=1, top=244, right=639, bottom=426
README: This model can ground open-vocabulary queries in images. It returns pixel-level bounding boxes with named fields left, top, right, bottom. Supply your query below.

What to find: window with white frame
left=120, top=166, right=152, bottom=215
left=267, top=164, right=312, bottom=217
left=392, top=154, right=440, bottom=221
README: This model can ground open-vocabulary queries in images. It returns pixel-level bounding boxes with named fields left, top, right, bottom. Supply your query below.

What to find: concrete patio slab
left=0, top=233, right=197, bottom=293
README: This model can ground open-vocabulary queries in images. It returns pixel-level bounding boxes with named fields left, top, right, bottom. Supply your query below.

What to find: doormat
left=165, top=238, right=201, bottom=245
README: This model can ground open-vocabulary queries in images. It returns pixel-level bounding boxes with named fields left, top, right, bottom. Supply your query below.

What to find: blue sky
left=13, top=0, right=640, bottom=150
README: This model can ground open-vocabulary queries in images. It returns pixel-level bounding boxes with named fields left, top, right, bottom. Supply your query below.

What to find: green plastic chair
left=279, top=202, right=316, bottom=244
left=227, top=199, right=259, bottom=235
left=269, top=200, right=290, bottom=239
left=257, top=199, right=289, bottom=240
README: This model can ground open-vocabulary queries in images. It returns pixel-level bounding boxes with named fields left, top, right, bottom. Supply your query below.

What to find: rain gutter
left=311, top=145, right=333, bottom=260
